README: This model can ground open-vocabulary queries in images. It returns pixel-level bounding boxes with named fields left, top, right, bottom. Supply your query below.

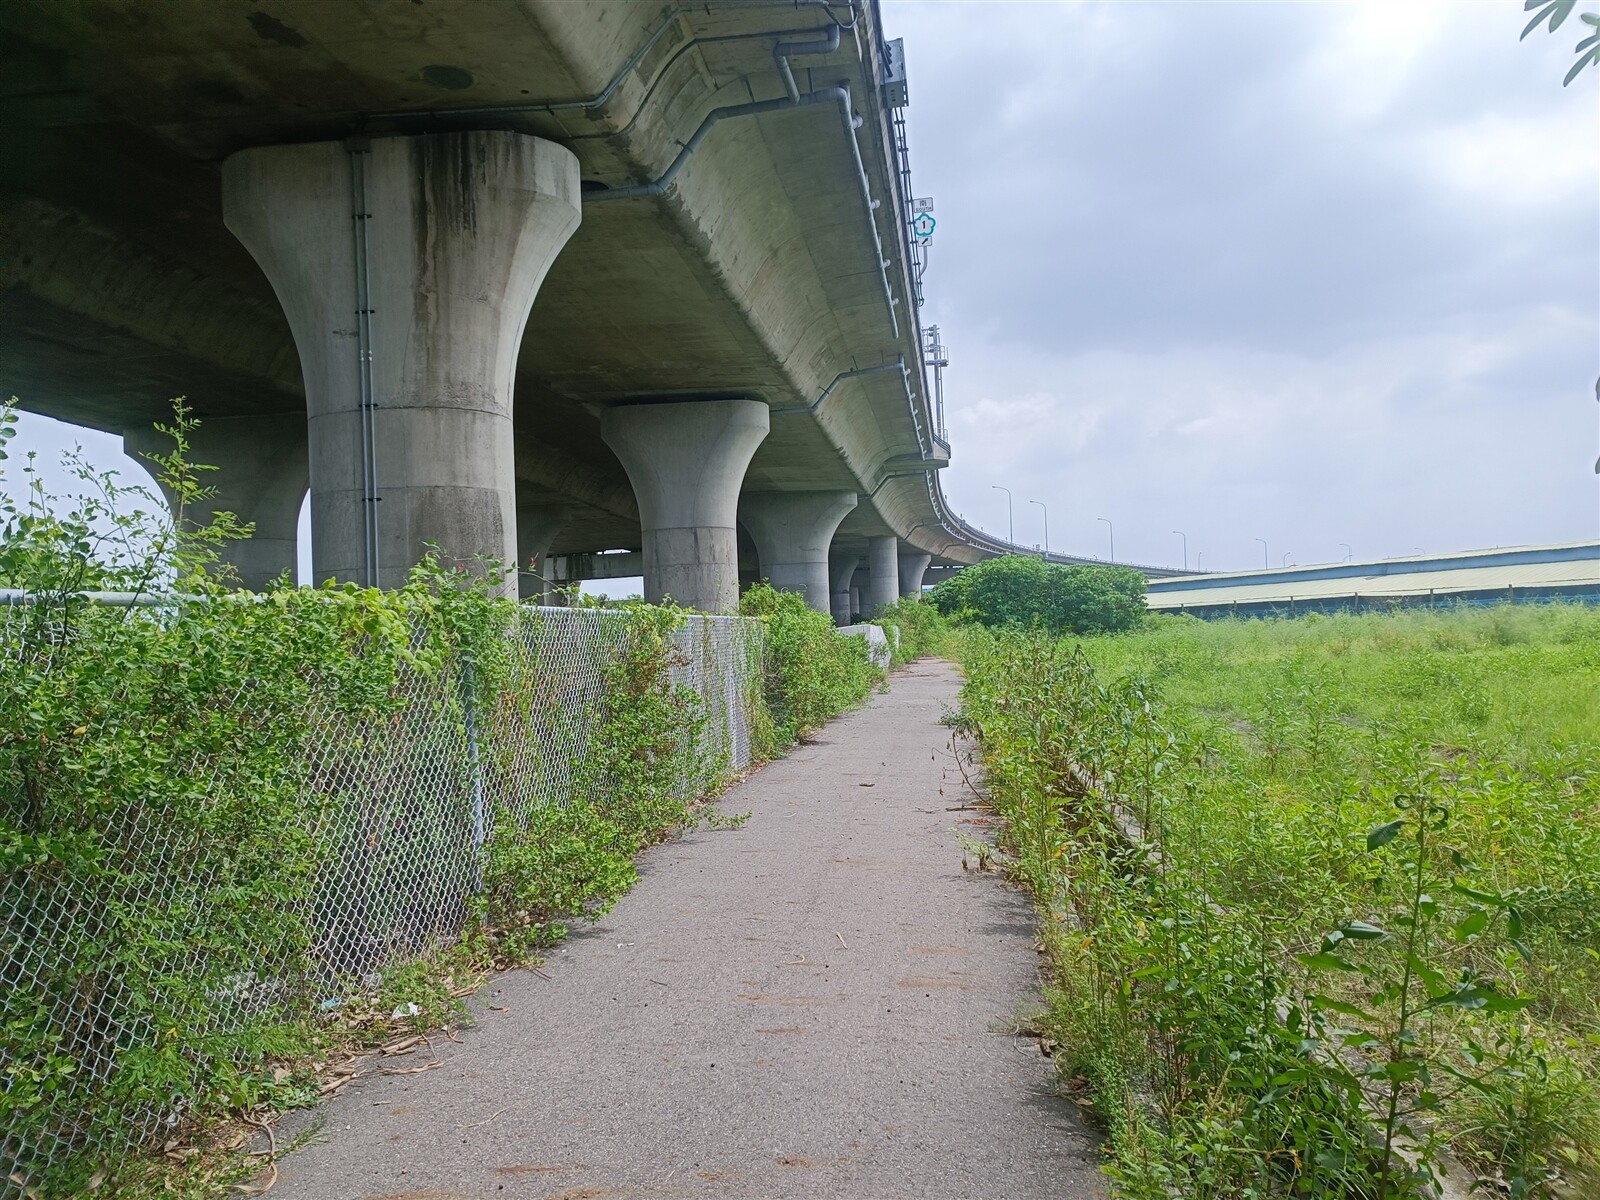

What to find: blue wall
left=1150, top=543, right=1600, bottom=598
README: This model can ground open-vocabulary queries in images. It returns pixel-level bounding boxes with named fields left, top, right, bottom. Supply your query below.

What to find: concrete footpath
left=268, top=660, right=1104, bottom=1199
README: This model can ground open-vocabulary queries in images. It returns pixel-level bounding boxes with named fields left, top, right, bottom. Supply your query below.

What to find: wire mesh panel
left=300, top=643, right=478, bottom=984
left=2, top=598, right=307, bottom=1180
left=669, top=614, right=763, bottom=782
left=485, top=606, right=636, bottom=825
left=1, top=597, right=764, bottom=1191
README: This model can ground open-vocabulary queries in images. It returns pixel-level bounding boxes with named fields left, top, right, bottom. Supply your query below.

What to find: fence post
left=461, top=653, right=487, bottom=893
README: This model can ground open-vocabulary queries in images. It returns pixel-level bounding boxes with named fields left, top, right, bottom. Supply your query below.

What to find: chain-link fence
left=1, top=599, right=764, bottom=1191
left=299, top=606, right=763, bottom=981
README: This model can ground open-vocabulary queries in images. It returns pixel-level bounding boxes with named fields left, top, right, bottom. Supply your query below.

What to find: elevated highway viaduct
left=1, top=0, right=1179, bottom=613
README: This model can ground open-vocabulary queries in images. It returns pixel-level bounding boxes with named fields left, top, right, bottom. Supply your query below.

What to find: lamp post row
left=983, top=490, right=1356, bottom=569
left=989, top=484, right=1013, bottom=545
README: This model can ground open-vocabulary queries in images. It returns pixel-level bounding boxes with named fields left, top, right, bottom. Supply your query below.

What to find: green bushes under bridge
left=0, top=403, right=881, bottom=1196
left=930, top=554, right=1148, bottom=637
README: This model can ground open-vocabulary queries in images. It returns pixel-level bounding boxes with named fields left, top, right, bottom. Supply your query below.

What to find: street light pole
left=1255, top=537, right=1268, bottom=568
left=990, top=485, right=1013, bottom=544
left=1172, top=529, right=1187, bottom=571
left=1282, top=551, right=1292, bottom=567
left=1339, top=543, right=1353, bottom=562
left=1097, top=517, right=1114, bottom=562
left=1029, top=500, right=1048, bottom=555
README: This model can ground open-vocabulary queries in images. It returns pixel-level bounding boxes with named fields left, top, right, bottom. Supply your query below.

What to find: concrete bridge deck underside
left=0, top=0, right=985, bottom=579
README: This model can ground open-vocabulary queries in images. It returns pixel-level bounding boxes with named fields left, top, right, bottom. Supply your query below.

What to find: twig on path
left=834, top=931, right=848, bottom=950
left=380, top=1059, right=443, bottom=1077
left=457, top=1106, right=509, bottom=1130
left=649, top=978, right=670, bottom=987
left=949, top=735, right=988, bottom=805
left=234, top=1115, right=277, bottom=1195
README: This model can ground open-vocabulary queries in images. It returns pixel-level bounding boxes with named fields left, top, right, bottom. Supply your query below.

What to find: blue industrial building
left=1147, top=542, right=1600, bottom=619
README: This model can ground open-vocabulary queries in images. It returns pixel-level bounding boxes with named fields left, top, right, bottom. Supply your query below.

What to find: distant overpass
left=1147, top=542, right=1600, bottom=618
left=1, top=0, right=1160, bottom=617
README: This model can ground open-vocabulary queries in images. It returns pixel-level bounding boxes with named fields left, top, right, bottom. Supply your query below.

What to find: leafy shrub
left=476, top=801, right=637, bottom=961
left=930, top=554, right=1146, bottom=635
left=568, top=601, right=715, bottom=847
left=739, top=583, right=878, bottom=745
left=0, top=401, right=800, bottom=1194
left=0, top=404, right=514, bottom=1193
left=871, top=595, right=949, bottom=664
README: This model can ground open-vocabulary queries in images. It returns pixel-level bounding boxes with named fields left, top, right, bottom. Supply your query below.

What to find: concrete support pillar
left=867, top=534, right=900, bottom=616
left=737, top=531, right=761, bottom=596
left=898, top=549, right=932, bottom=598
left=600, top=399, right=770, bottom=613
left=739, top=491, right=857, bottom=614
left=124, top=414, right=307, bottom=592
left=849, top=566, right=866, bottom=622
left=516, top=499, right=566, bottom=602
left=829, top=552, right=861, bottom=626
left=222, top=131, right=581, bottom=589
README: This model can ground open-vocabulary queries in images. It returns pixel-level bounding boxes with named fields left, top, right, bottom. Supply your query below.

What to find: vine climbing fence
left=1, top=598, right=764, bottom=1192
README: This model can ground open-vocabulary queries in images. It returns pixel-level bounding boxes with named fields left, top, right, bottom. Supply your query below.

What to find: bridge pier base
left=516, top=499, right=567, bottom=603
left=898, top=550, right=932, bottom=598
left=222, top=131, right=581, bottom=590
left=601, top=399, right=769, bottom=614
left=829, top=552, right=860, bottom=626
left=739, top=491, right=857, bottom=615
left=124, top=414, right=307, bottom=592
left=867, top=535, right=900, bottom=616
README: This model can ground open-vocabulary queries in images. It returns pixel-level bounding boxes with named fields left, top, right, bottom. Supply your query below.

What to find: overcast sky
left=4, top=1, right=1596, bottom=581
left=903, top=0, right=1598, bottom=570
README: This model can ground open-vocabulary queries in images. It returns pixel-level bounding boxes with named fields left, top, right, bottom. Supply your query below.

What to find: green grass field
left=957, top=604, right=1600, bottom=1199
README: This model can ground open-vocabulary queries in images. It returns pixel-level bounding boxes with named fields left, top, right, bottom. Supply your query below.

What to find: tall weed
left=957, top=610, right=1600, bottom=1198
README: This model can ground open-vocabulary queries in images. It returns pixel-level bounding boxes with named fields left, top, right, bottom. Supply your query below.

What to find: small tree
left=1521, top=0, right=1599, bottom=86
left=929, top=554, right=1146, bottom=636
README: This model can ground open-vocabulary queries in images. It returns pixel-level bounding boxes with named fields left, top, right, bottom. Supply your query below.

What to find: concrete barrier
left=837, top=623, right=891, bottom=670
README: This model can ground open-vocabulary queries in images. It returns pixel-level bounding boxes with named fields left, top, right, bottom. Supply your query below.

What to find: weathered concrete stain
left=412, top=136, right=482, bottom=289
left=245, top=11, right=308, bottom=49
left=420, top=64, right=474, bottom=91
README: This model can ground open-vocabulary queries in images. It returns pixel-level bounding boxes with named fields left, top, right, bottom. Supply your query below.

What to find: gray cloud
left=896, top=0, right=1597, bottom=568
